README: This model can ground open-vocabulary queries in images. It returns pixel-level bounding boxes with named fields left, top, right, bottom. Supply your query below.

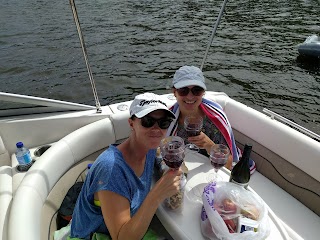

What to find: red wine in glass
left=208, top=144, right=230, bottom=183
left=163, top=154, right=184, bottom=169
left=210, top=161, right=226, bottom=170
left=184, top=116, right=203, bottom=151
left=186, top=125, right=201, bottom=137
left=160, top=137, right=185, bottom=170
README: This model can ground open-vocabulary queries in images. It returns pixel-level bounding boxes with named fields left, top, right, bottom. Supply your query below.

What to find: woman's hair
left=130, top=115, right=136, bottom=120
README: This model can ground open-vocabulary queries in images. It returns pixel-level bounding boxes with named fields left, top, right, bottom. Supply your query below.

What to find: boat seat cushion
left=110, top=111, right=131, bottom=141
left=0, top=136, right=10, bottom=166
left=8, top=118, right=116, bottom=240
left=0, top=166, right=12, bottom=240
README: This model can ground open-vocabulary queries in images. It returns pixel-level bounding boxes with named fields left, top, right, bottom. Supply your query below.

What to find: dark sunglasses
left=140, top=116, right=173, bottom=129
left=176, top=86, right=204, bottom=96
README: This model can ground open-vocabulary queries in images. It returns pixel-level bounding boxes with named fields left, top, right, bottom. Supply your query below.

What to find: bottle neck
left=241, top=145, right=252, bottom=163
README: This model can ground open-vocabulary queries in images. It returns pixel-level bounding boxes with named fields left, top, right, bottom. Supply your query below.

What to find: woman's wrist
left=205, top=141, right=215, bottom=155
left=149, top=180, right=166, bottom=205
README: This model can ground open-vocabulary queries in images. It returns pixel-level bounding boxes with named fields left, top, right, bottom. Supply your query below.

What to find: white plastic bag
left=200, top=182, right=270, bottom=240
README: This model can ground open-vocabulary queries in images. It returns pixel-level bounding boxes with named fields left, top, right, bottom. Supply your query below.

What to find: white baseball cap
left=130, top=92, right=176, bottom=119
left=173, top=65, right=207, bottom=90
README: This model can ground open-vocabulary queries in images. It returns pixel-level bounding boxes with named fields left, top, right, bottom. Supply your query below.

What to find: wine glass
left=207, top=144, right=230, bottom=183
left=160, top=136, right=185, bottom=170
left=160, top=136, right=187, bottom=209
left=184, top=115, right=203, bottom=152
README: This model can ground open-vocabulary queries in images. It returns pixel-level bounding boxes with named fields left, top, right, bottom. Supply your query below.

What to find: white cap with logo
left=173, top=65, right=207, bottom=90
left=130, top=92, right=176, bottom=119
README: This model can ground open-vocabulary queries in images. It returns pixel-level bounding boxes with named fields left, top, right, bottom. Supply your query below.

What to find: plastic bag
left=200, top=182, right=270, bottom=240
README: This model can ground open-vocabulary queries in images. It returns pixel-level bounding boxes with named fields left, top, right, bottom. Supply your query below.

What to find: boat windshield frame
left=0, top=92, right=95, bottom=117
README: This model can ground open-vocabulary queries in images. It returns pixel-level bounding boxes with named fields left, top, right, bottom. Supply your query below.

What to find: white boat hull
left=0, top=91, right=319, bottom=240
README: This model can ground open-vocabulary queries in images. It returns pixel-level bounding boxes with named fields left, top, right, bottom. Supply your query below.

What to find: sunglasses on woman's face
left=140, top=116, right=173, bottom=129
left=176, top=86, right=204, bottom=96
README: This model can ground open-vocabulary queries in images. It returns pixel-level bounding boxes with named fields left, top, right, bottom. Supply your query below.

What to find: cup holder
left=16, top=160, right=35, bottom=172
left=34, top=144, right=51, bottom=157
left=15, top=145, right=52, bottom=172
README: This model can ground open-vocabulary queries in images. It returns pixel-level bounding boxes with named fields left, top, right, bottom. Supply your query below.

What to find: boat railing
left=263, top=108, right=320, bottom=141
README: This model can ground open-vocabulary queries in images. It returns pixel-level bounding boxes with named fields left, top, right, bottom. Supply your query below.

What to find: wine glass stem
left=207, top=169, right=219, bottom=183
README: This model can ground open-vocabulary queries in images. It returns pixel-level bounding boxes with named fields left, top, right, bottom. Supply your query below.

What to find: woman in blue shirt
left=70, top=93, right=182, bottom=240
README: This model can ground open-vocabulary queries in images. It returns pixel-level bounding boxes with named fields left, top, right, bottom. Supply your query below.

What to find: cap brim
left=135, top=107, right=176, bottom=119
left=174, top=80, right=207, bottom=90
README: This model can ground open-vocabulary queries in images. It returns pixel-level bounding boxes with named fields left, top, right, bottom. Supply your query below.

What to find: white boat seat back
left=204, top=92, right=229, bottom=109
left=0, top=166, right=12, bottom=240
left=110, top=111, right=131, bottom=141
left=8, top=118, right=116, bottom=240
left=0, top=136, right=10, bottom=166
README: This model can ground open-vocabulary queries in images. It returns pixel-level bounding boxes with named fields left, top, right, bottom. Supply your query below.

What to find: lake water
left=0, top=0, right=319, bottom=135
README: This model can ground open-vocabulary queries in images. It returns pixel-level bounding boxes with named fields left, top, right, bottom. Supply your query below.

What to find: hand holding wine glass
left=207, top=144, right=230, bottom=183
left=184, top=115, right=203, bottom=152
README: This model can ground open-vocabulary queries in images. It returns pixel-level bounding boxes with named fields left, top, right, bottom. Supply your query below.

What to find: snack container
left=237, top=216, right=259, bottom=233
left=164, top=187, right=184, bottom=211
left=164, top=175, right=187, bottom=211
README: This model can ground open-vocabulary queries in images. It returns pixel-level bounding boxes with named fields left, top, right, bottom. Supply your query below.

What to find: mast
left=69, top=0, right=102, bottom=113
left=200, top=0, right=229, bottom=70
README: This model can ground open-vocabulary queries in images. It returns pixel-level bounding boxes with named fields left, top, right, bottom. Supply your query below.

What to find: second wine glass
left=207, top=144, right=230, bottom=183
left=184, top=115, right=203, bottom=152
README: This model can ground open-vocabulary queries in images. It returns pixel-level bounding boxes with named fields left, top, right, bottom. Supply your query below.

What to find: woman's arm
left=97, top=169, right=182, bottom=240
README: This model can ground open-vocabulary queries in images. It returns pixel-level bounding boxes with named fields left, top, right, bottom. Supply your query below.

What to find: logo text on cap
left=139, top=100, right=167, bottom=107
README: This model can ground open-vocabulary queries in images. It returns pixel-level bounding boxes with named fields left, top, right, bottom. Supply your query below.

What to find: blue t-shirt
left=70, top=144, right=156, bottom=239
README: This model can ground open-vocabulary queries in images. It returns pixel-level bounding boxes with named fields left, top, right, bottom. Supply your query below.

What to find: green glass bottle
left=229, top=144, right=252, bottom=189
